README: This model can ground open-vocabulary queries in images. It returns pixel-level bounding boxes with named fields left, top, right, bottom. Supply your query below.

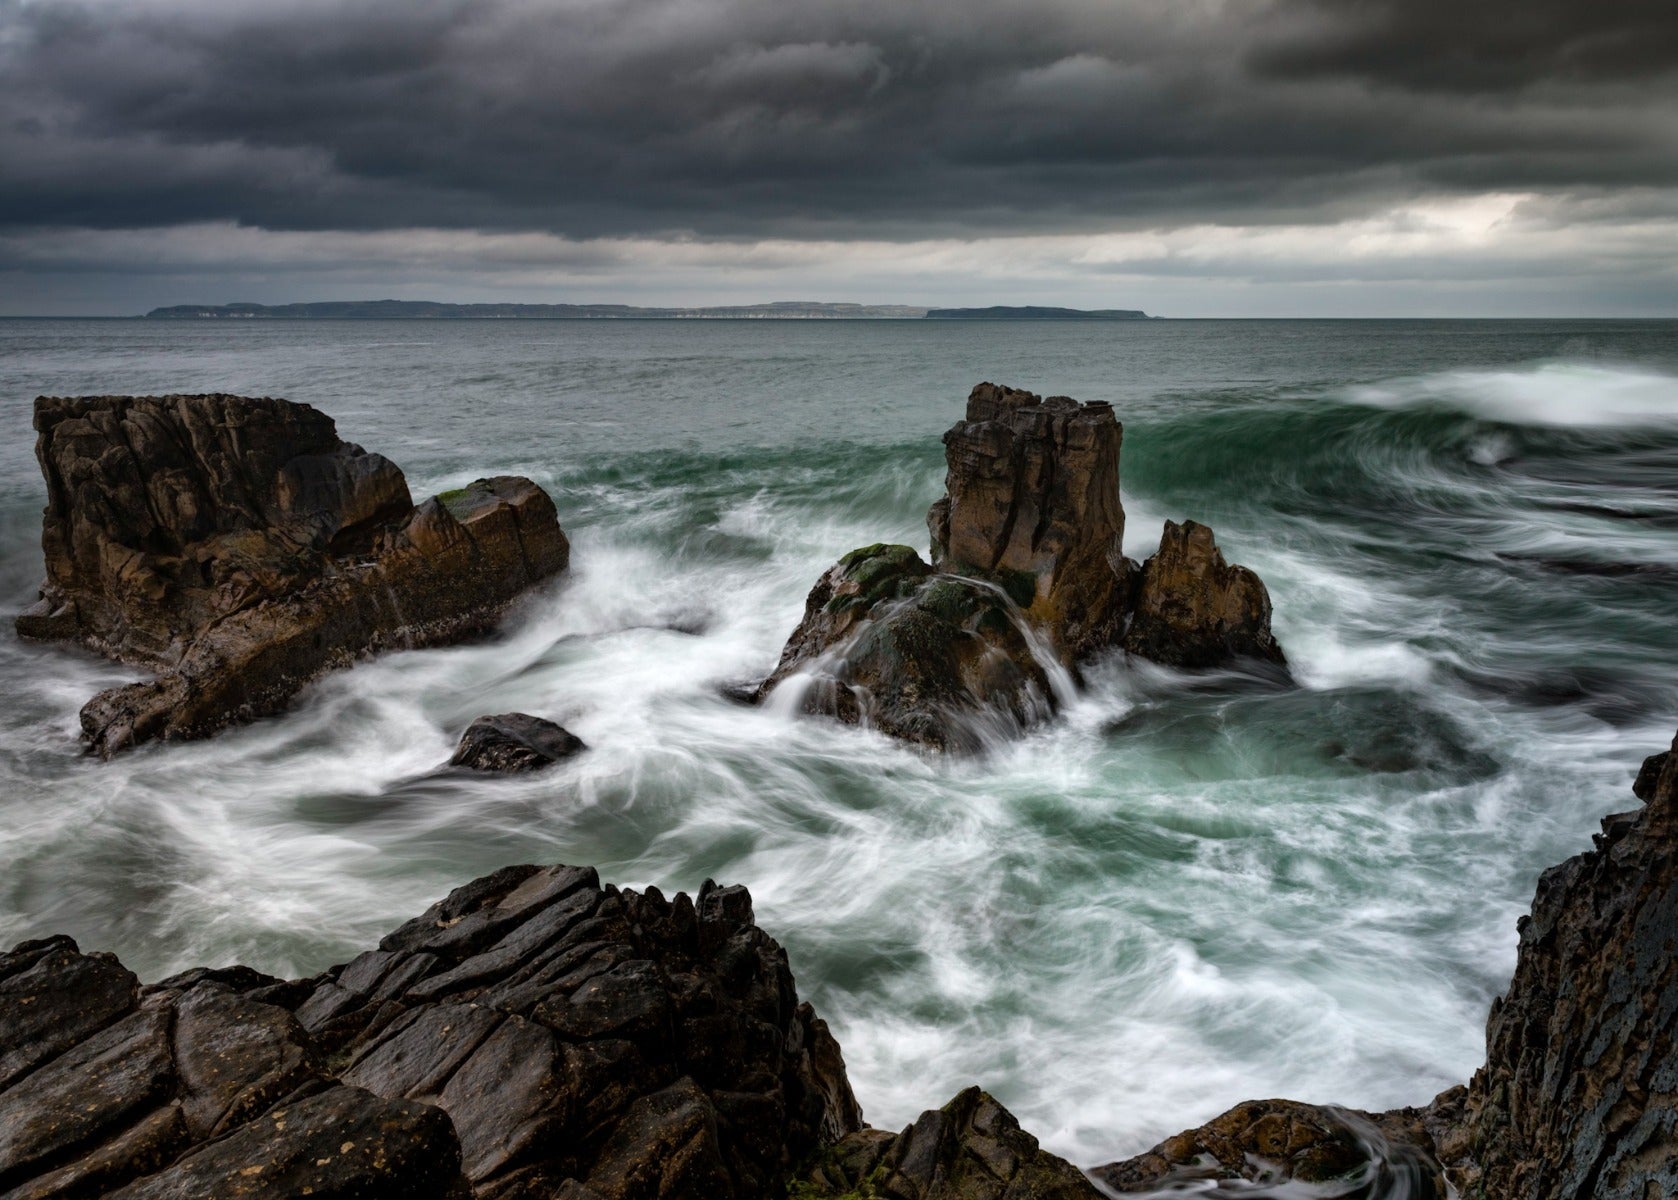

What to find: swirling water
left=1, top=318, right=1675, bottom=1170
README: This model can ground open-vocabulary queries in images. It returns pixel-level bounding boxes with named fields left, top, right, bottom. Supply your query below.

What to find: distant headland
left=143, top=300, right=1154, bottom=320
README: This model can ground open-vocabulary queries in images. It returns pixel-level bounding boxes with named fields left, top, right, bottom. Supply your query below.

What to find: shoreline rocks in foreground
left=757, top=383, right=1286, bottom=750
left=4, top=730, right=1673, bottom=1198
left=14, top=394, right=569, bottom=755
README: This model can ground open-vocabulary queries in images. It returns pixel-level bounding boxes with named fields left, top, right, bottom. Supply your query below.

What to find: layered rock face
left=1100, top=730, right=1678, bottom=1200
left=928, top=384, right=1129, bottom=660
left=1449, top=733, right=1678, bottom=1199
left=760, top=383, right=1284, bottom=748
left=15, top=394, right=569, bottom=755
left=0, top=865, right=861, bottom=1199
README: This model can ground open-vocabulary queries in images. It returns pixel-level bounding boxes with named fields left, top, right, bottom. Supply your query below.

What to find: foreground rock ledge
left=758, top=383, right=1286, bottom=749
left=14, top=394, right=570, bottom=755
left=0, top=867, right=861, bottom=1199
left=1, top=733, right=1675, bottom=1197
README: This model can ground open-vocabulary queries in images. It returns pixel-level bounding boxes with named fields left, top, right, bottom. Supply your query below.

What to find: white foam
left=1346, top=360, right=1678, bottom=428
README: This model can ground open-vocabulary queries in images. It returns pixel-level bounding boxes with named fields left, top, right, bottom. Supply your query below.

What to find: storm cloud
left=1, top=0, right=1675, bottom=312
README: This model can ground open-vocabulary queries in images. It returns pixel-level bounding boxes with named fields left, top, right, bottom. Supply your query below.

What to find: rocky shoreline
left=5, top=389, right=1674, bottom=1198
left=1, top=735, right=1672, bottom=1197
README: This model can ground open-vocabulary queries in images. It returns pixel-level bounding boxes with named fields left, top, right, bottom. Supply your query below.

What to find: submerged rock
left=1093, top=1097, right=1446, bottom=1198
left=757, top=545, right=1061, bottom=750
left=1122, top=519, right=1286, bottom=669
left=0, top=866, right=861, bottom=1199
left=798, top=1086, right=1103, bottom=1200
left=758, top=383, right=1285, bottom=748
left=15, top=394, right=569, bottom=755
left=452, top=712, right=587, bottom=771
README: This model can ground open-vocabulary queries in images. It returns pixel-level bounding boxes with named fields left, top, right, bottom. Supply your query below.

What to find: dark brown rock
left=1450, top=730, right=1678, bottom=1199
left=1091, top=1098, right=1446, bottom=1198
left=104, top=1086, right=466, bottom=1200
left=930, top=383, right=1130, bottom=661
left=452, top=713, right=587, bottom=772
left=1122, top=519, right=1286, bottom=670
left=756, top=545, right=1062, bottom=751
left=796, top=1086, right=1103, bottom=1200
left=758, top=384, right=1287, bottom=749
left=0, top=865, right=862, bottom=1199
left=16, top=395, right=569, bottom=755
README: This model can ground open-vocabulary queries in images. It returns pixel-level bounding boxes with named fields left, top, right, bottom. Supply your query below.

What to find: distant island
left=143, top=300, right=1153, bottom=320
left=923, top=306, right=1150, bottom=320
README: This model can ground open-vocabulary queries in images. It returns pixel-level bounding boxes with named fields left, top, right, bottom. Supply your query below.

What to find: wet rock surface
left=1449, top=730, right=1678, bottom=1200
left=756, top=545, right=1060, bottom=751
left=1093, top=1098, right=1447, bottom=1199
left=758, top=383, right=1286, bottom=748
left=929, top=383, right=1130, bottom=660
left=797, top=1087, right=1103, bottom=1200
left=1122, top=519, right=1286, bottom=670
left=0, top=866, right=861, bottom=1199
left=16, top=395, right=570, bottom=755
left=452, top=713, right=587, bottom=771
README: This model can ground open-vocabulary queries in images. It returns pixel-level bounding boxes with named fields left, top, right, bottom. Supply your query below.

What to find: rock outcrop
left=927, top=384, right=1130, bottom=661
left=15, top=394, right=570, bottom=755
left=1122, top=519, right=1285, bottom=670
left=1093, top=1097, right=1448, bottom=1198
left=1102, top=730, right=1678, bottom=1200
left=797, top=1087, right=1103, bottom=1200
left=0, top=865, right=861, bottom=1199
left=1447, top=732, right=1678, bottom=1199
left=759, top=384, right=1284, bottom=748
left=452, top=713, right=588, bottom=771
left=755, top=545, right=1062, bottom=751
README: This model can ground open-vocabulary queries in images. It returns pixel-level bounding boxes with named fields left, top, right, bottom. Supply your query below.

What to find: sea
left=1, top=317, right=1675, bottom=1169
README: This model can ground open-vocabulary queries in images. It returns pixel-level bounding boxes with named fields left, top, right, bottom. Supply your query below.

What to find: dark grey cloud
left=1, top=0, right=1675, bottom=244
left=1254, top=0, right=1678, bottom=91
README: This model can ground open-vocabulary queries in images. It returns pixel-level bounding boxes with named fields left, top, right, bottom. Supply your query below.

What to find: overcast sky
left=2, top=0, right=1676, bottom=315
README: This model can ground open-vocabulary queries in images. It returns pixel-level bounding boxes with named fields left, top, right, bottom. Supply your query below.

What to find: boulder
left=1122, top=519, right=1286, bottom=670
left=1091, top=1098, right=1446, bottom=1198
left=929, top=384, right=1130, bottom=660
left=797, top=1086, right=1103, bottom=1200
left=0, top=866, right=861, bottom=1199
left=452, top=712, right=588, bottom=771
left=757, top=384, right=1286, bottom=749
left=15, top=395, right=570, bottom=755
left=757, top=546, right=1060, bottom=751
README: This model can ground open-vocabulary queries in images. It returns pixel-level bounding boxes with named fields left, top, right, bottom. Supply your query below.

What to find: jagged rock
left=756, top=545, right=1060, bottom=751
left=1450, top=730, right=1678, bottom=1199
left=0, top=865, right=861, bottom=1199
left=1091, top=1098, right=1447, bottom=1198
left=929, top=383, right=1130, bottom=660
left=452, top=713, right=587, bottom=771
left=15, top=395, right=569, bottom=755
left=1122, top=519, right=1286, bottom=670
left=796, top=1086, right=1103, bottom=1200
left=757, top=384, right=1286, bottom=749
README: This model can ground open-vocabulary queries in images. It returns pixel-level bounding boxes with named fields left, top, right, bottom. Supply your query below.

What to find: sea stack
left=15, top=394, right=570, bottom=755
left=758, top=382, right=1286, bottom=749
